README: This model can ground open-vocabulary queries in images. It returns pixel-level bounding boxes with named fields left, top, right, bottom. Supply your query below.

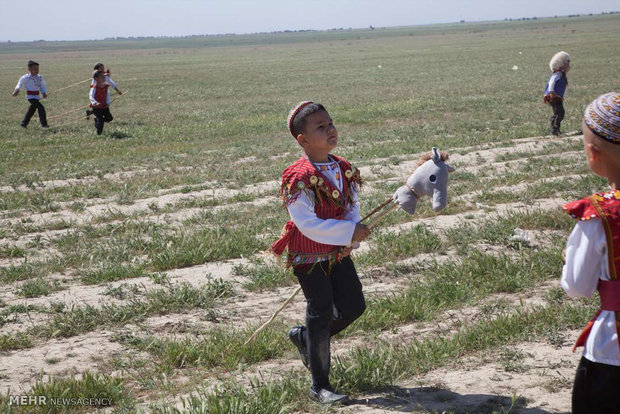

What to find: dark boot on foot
left=288, top=325, right=309, bottom=368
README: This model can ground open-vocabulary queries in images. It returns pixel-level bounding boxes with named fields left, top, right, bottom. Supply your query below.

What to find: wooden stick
left=244, top=200, right=400, bottom=346
left=367, top=202, right=398, bottom=229
left=360, top=196, right=393, bottom=224
left=244, top=286, right=302, bottom=346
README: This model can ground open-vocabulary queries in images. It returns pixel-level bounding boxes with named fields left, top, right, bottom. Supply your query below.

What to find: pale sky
left=0, top=0, right=618, bottom=42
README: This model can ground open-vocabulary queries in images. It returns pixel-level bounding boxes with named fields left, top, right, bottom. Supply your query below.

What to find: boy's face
left=297, top=110, right=338, bottom=154
left=28, top=65, right=39, bottom=75
left=95, top=75, right=105, bottom=85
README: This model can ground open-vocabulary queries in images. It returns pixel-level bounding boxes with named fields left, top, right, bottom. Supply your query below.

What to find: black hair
left=27, top=60, right=39, bottom=68
left=291, top=103, right=327, bottom=137
left=94, top=62, right=104, bottom=70
left=92, top=70, right=104, bottom=80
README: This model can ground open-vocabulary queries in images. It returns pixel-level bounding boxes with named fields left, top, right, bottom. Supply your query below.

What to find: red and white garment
left=15, top=73, right=47, bottom=100
left=271, top=154, right=362, bottom=266
left=89, top=84, right=110, bottom=108
left=562, top=190, right=620, bottom=366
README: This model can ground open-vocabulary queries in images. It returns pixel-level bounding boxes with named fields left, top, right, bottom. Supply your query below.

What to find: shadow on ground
left=347, top=386, right=568, bottom=413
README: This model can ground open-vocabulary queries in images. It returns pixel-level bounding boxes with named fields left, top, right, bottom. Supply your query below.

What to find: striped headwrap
left=287, top=101, right=313, bottom=137
left=584, top=92, right=620, bottom=144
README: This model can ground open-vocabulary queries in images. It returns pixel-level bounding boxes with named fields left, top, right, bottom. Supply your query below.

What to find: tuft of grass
left=234, top=258, right=296, bottom=292
left=357, top=224, right=443, bottom=267
left=15, top=278, right=62, bottom=298
left=0, top=371, right=134, bottom=413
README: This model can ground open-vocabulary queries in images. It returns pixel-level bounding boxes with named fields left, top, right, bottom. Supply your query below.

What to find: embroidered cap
left=584, top=92, right=620, bottom=144
left=287, top=101, right=313, bottom=137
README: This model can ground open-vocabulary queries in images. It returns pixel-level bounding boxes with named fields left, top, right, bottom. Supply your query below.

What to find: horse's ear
left=446, top=163, right=456, bottom=173
left=431, top=147, right=440, bottom=162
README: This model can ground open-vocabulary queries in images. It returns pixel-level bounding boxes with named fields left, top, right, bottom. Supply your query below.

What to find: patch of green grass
left=15, top=278, right=62, bottom=298
left=0, top=280, right=234, bottom=352
left=117, top=321, right=289, bottom=372
left=80, top=263, right=149, bottom=285
left=357, top=224, right=443, bottom=267
left=0, top=371, right=134, bottom=413
left=234, top=258, right=296, bottom=292
left=354, top=247, right=564, bottom=332
left=0, top=244, right=26, bottom=259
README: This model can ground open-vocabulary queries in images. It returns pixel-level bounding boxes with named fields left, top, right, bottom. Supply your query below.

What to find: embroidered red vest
left=270, top=154, right=362, bottom=267
left=90, top=84, right=109, bottom=108
left=564, top=190, right=620, bottom=351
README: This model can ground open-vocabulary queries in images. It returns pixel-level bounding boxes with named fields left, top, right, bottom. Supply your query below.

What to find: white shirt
left=562, top=219, right=620, bottom=366
left=286, top=158, right=360, bottom=260
left=90, top=75, right=117, bottom=89
left=15, top=74, right=46, bottom=100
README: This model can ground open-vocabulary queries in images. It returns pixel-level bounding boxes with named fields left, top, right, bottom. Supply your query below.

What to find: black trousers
left=550, top=98, right=565, bottom=133
left=93, top=108, right=113, bottom=135
left=22, top=99, right=48, bottom=127
left=572, top=356, right=620, bottom=414
left=293, top=256, right=366, bottom=389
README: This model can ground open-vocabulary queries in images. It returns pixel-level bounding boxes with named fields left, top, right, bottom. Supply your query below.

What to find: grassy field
left=0, top=13, right=619, bottom=413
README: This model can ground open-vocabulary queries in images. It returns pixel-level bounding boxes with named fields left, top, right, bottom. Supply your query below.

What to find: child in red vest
left=271, top=101, right=371, bottom=404
left=86, top=63, right=122, bottom=119
left=562, top=92, right=620, bottom=413
left=12, top=60, right=49, bottom=129
left=89, top=70, right=114, bottom=135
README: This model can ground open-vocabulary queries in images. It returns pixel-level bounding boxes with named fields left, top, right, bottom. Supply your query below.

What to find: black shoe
left=309, top=386, right=349, bottom=404
left=551, top=129, right=561, bottom=136
left=20, top=123, right=27, bottom=128
left=288, top=326, right=308, bottom=368
left=42, top=125, right=49, bottom=129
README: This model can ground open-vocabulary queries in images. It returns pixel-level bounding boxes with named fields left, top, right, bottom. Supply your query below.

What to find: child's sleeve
left=561, top=219, right=606, bottom=298
left=548, top=72, right=561, bottom=93
left=287, top=190, right=356, bottom=246
left=105, top=75, right=118, bottom=89
left=15, top=75, right=25, bottom=90
left=40, top=76, right=47, bottom=94
left=89, top=87, right=97, bottom=106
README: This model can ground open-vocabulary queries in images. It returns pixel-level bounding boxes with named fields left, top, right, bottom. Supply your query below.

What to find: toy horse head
left=392, top=147, right=456, bottom=214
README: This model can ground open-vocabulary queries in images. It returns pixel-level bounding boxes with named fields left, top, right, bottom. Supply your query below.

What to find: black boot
left=288, top=326, right=309, bottom=368
left=309, top=385, right=349, bottom=404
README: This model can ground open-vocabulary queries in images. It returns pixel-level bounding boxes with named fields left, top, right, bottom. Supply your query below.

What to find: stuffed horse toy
left=245, top=147, right=455, bottom=345
left=362, top=147, right=455, bottom=226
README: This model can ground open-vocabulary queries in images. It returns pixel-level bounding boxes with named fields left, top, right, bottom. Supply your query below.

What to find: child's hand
left=562, top=248, right=566, bottom=263
left=42, top=93, right=47, bottom=98
left=11, top=90, right=19, bottom=96
left=116, top=89, right=122, bottom=95
left=352, top=223, right=370, bottom=243
left=549, top=91, right=557, bottom=99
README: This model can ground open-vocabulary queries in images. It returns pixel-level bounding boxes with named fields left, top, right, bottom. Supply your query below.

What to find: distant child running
left=562, top=92, right=620, bottom=413
left=270, top=101, right=370, bottom=404
left=543, top=51, right=570, bottom=135
left=87, top=63, right=122, bottom=119
left=12, top=60, right=49, bottom=129
left=89, top=70, right=114, bottom=135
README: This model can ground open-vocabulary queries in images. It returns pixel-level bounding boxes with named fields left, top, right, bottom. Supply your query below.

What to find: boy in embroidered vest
left=12, top=60, right=49, bottom=129
left=543, top=51, right=570, bottom=136
left=89, top=70, right=114, bottom=135
left=86, top=63, right=122, bottom=119
left=271, top=101, right=370, bottom=404
left=562, top=92, right=620, bottom=413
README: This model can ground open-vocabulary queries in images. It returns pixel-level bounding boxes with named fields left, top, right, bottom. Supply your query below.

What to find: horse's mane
left=415, top=151, right=449, bottom=168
